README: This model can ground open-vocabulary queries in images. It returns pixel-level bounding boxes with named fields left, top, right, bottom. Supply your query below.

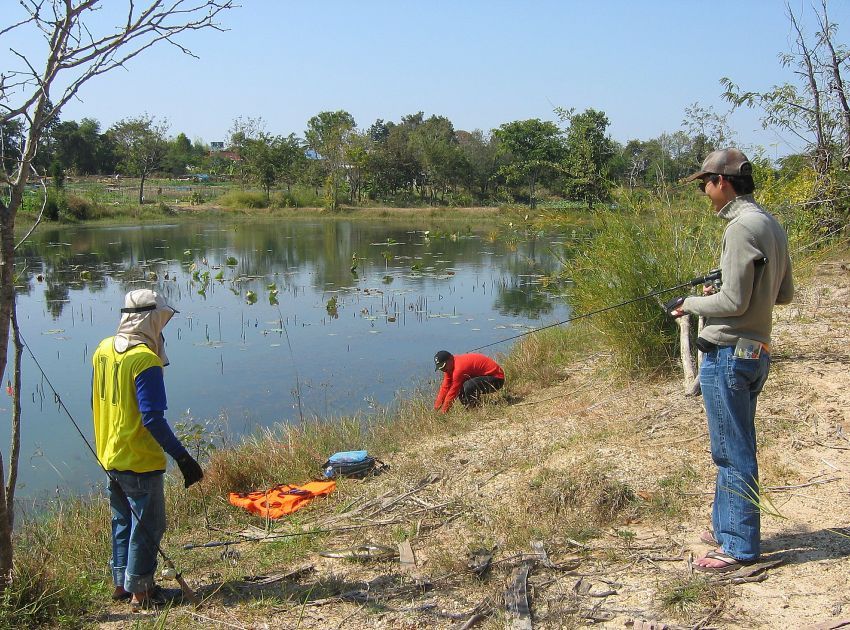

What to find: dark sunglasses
left=698, top=174, right=720, bottom=192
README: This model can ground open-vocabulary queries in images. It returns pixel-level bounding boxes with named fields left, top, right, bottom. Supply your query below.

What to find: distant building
left=208, top=142, right=241, bottom=162
left=210, top=150, right=241, bottom=162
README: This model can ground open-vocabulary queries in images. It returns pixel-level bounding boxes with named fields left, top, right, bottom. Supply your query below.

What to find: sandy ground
left=102, top=253, right=850, bottom=629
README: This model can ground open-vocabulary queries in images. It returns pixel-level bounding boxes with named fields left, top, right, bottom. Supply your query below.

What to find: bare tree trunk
left=139, top=171, right=147, bottom=205
left=7, top=302, right=23, bottom=529
left=817, top=0, right=850, bottom=169
left=789, top=5, right=829, bottom=173
left=0, top=204, right=15, bottom=591
left=0, top=452, right=10, bottom=591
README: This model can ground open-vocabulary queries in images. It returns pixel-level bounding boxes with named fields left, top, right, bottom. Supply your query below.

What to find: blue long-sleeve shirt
left=135, top=366, right=188, bottom=460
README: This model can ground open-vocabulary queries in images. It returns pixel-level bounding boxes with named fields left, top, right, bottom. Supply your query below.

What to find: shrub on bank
left=218, top=191, right=268, bottom=209
left=557, top=201, right=720, bottom=374
left=63, top=194, right=93, bottom=220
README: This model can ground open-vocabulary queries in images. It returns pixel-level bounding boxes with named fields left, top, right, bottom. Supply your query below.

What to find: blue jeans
left=109, top=470, right=166, bottom=593
left=700, top=345, right=770, bottom=561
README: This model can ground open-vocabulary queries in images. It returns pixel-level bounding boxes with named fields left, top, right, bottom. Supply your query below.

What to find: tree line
left=2, top=104, right=738, bottom=211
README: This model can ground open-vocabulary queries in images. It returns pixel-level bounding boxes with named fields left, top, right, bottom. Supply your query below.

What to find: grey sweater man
left=682, top=195, right=794, bottom=345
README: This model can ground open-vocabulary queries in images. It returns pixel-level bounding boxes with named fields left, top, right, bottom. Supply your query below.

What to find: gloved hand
left=663, top=296, right=686, bottom=318
left=176, top=454, right=204, bottom=488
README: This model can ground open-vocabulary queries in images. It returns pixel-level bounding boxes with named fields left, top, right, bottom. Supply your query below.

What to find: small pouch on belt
left=696, top=337, right=718, bottom=353
left=734, top=337, right=768, bottom=359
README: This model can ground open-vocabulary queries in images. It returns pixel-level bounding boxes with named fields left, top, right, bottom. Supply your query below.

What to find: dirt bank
left=104, top=252, right=850, bottom=629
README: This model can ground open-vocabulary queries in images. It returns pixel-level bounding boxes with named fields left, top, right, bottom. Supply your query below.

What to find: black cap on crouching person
left=684, top=148, right=753, bottom=182
left=434, top=350, right=453, bottom=372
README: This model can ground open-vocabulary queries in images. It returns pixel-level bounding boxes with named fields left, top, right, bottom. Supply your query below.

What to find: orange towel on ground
left=228, top=480, right=336, bottom=519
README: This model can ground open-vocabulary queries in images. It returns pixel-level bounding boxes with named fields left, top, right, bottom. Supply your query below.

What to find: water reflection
left=6, top=219, right=570, bottom=495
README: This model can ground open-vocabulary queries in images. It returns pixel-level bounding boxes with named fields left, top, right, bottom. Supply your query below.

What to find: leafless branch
left=1, top=1, right=234, bottom=128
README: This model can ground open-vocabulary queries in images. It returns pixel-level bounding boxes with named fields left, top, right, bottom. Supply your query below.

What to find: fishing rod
left=467, top=266, right=723, bottom=353
left=17, top=331, right=200, bottom=605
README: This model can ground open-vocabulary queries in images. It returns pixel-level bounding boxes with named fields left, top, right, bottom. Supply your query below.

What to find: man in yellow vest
left=92, top=289, right=203, bottom=610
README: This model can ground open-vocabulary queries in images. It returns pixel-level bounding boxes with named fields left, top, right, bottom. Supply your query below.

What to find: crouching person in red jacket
left=433, top=350, right=505, bottom=413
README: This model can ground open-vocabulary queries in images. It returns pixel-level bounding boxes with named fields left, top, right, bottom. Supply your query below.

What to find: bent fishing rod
left=467, top=266, right=724, bottom=353
left=17, top=331, right=200, bottom=604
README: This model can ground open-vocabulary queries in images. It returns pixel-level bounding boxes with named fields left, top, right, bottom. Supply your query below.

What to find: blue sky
left=8, top=1, right=850, bottom=155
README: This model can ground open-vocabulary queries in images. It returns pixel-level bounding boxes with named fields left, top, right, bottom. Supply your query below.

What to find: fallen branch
left=455, top=598, right=496, bottom=630
left=765, top=477, right=841, bottom=491
left=814, top=440, right=850, bottom=451
left=691, top=599, right=723, bottom=630
left=505, top=562, right=533, bottom=630
left=799, top=618, right=850, bottom=630
left=189, top=611, right=248, bottom=630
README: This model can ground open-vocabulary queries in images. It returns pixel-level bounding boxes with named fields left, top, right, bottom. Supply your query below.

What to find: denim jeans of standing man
left=699, top=345, right=770, bottom=562
left=109, top=470, right=166, bottom=594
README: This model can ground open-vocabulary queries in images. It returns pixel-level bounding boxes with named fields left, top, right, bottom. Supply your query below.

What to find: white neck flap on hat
left=113, top=289, right=176, bottom=365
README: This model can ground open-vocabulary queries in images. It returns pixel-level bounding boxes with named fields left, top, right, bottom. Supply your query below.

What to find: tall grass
left=557, top=199, right=720, bottom=374
left=218, top=190, right=268, bottom=209
left=0, top=497, right=111, bottom=629
left=501, top=325, right=591, bottom=392
left=201, top=389, right=473, bottom=497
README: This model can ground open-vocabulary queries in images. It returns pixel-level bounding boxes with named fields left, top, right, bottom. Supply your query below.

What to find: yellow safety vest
left=92, top=337, right=166, bottom=473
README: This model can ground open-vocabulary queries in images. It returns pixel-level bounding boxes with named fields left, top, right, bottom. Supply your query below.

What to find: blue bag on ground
left=322, top=450, right=384, bottom=479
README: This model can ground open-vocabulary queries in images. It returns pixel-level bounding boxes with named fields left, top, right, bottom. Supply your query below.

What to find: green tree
left=242, top=133, right=305, bottom=200
left=559, top=108, right=617, bottom=208
left=49, top=118, right=111, bottom=174
left=495, top=119, right=564, bottom=209
left=457, top=129, right=501, bottom=203
left=305, top=110, right=356, bottom=211
left=0, top=120, right=24, bottom=176
left=163, top=132, right=194, bottom=176
left=365, top=116, right=421, bottom=201
left=344, top=130, right=371, bottom=204
left=409, top=114, right=462, bottom=204
left=227, top=116, right=265, bottom=188
left=109, top=115, right=169, bottom=204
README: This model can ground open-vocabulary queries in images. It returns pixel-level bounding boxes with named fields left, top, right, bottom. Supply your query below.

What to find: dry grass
left=501, top=324, right=593, bottom=392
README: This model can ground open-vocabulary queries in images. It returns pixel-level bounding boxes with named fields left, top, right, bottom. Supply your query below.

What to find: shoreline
left=10, top=240, right=849, bottom=628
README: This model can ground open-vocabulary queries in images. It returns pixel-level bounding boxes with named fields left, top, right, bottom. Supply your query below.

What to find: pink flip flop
left=693, top=549, right=751, bottom=574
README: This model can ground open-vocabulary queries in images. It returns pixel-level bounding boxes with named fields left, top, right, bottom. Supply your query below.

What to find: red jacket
left=434, top=353, right=504, bottom=413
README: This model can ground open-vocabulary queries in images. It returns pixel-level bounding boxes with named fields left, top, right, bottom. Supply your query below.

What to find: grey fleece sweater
left=682, top=195, right=794, bottom=347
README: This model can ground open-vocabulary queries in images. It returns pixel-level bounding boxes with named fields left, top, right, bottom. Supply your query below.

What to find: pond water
left=3, top=219, right=570, bottom=497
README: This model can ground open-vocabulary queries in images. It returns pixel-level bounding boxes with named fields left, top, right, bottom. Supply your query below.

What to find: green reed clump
left=270, top=186, right=322, bottom=209
left=218, top=191, right=269, bottom=209
left=559, top=201, right=720, bottom=374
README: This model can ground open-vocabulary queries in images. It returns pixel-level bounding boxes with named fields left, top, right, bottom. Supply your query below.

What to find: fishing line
left=16, top=330, right=199, bottom=603
left=469, top=220, right=849, bottom=355
left=275, top=304, right=305, bottom=424
left=467, top=268, right=721, bottom=353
